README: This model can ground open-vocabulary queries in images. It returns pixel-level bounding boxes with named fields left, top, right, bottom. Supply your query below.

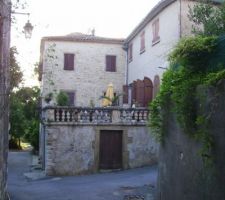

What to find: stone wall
left=0, top=1, right=11, bottom=199
left=41, top=40, right=126, bottom=107
left=44, top=124, right=158, bottom=176
left=157, top=81, right=225, bottom=200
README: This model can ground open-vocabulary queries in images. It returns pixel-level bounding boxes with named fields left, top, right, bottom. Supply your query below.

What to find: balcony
left=42, top=106, right=149, bottom=125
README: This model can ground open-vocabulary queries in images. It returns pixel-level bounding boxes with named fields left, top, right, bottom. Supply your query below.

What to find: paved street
left=8, top=151, right=157, bottom=200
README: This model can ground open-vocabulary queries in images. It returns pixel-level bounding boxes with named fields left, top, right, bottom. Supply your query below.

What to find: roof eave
left=124, top=0, right=177, bottom=44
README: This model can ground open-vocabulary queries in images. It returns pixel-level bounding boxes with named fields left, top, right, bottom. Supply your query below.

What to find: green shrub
left=56, top=91, right=69, bottom=106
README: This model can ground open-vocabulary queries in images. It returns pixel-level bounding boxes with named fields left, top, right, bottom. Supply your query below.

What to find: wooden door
left=99, top=130, right=123, bottom=169
left=136, top=79, right=145, bottom=107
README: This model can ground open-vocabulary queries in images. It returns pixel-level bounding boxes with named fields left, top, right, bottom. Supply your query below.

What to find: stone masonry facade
left=40, top=36, right=126, bottom=107
left=45, top=124, right=158, bottom=176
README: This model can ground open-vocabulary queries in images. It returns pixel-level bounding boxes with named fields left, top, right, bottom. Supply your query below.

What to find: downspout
left=123, top=43, right=129, bottom=85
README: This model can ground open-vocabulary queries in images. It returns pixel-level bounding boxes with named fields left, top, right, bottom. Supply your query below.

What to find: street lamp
left=11, top=11, right=33, bottom=39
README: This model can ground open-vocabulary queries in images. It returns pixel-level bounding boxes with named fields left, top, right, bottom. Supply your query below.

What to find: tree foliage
left=9, top=87, right=40, bottom=151
left=10, top=46, right=23, bottom=91
left=188, top=0, right=225, bottom=36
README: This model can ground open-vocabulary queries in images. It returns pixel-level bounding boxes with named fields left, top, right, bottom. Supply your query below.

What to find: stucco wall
left=157, top=81, right=225, bottom=200
left=127, top=1, right=180, bottom=84
left=44, top=124, right=158, bottom=176
left=41, top=41, right=126, bottom=107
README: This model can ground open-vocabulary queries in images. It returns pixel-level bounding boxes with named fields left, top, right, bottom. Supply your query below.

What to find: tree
left=9, top=46, right=23, bottom=91
left=188, top=0, right=225, bottom=36
left=9, top=87, right=40, bottom=151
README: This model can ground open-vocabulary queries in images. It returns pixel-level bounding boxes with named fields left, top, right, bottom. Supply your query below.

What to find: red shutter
left=106, top=55, right=116, bottom=72
left=140, top=31, right=145, bottom=52
left=153, top=75, right=160, bottom=98
left=64, top=53, right=74, bottom=70
left=136, top=79, right=145, bottom=107
left=144, top=77, right=153, bottom=107
left=129, top=44, right=133, bottom=61
left=64, top=91, right=75, bottom=106
left=132, top=81, right=137, bottom=104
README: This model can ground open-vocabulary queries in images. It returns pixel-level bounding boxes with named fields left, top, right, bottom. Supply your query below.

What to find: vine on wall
left=148, top=36, right=225, bottom=166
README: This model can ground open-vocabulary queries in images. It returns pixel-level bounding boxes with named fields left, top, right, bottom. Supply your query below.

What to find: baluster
left=84, top=110, right=88, bottom=122
left=69, top=109, right=73, bottom=121
left=134, top=111, right=139, bottom=121
left=63, top=109, right=67, bottom=122
left=143, top=110, right=147, bottom=121
left=55, top=109, right=59, bottom=122
left=73, top=110, right=78, bottom=122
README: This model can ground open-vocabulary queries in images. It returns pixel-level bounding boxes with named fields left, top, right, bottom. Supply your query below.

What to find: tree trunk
left=0, top=1, right=11, bottom=199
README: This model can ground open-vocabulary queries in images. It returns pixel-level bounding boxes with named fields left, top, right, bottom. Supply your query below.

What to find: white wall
left=41, top=41, right=126, bottom=107
left=127, top=1, right=180, bottom=84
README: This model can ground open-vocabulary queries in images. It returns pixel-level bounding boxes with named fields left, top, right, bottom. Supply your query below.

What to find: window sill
left=152, top=38, right=160, bottom=46
left=140, top=49, right=145, bottom=54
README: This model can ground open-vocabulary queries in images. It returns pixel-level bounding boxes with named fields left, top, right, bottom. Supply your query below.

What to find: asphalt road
left=8, top=151, right=157, bottom=200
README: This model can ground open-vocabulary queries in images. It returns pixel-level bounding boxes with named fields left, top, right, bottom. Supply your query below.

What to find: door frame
left=93, top=126, right=129, bottom=172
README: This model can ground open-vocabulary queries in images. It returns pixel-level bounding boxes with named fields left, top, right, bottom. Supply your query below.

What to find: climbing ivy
left=148, top=36, right=225, bottom=166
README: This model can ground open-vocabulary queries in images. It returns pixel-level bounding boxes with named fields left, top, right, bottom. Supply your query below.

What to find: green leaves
left=169, top=36, right=217, bottom=72
left=9, top=87, right=40, bottom=151
left=188, top=0, right=225, bottom=36
left=148, top=35, right=225, bottom=166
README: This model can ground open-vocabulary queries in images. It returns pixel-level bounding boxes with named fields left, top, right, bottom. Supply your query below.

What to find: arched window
left=153, top=75, right=160, bottom=98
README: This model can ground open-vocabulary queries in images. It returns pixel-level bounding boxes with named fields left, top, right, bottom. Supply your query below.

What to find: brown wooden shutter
left=132, top=81, right=137, bottom=104
left=140, top=31, right=145, bottom=52
left=106, top=55, right=116, bottom=72
left=144, top=77, right=153, bottom=107
left=65, top=91, right=75, bottom=106
left=64, top=53, right=74, bottom=70
left=129, top=43, right=133, bottom=61
left=136, top=79, right=145, bottom=107
left=153, top=75, right=160, bottom=98
left=123, top=85, right=128, bottom=104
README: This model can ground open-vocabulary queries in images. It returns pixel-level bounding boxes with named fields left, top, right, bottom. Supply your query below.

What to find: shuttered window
left=140, top=31, right=145, bottom=53
left=67, top=91, right=75, bottom=106
left=152, top=19, right=160, bottom=44
left=128, top=43, right=133, bottom=62
left=64, top=53, right=75, bottom=70
left=106, top=55, right=116, bottom=72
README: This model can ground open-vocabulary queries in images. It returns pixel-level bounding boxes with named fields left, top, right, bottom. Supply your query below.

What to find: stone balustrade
left=42, top=106, right=149, bottom=125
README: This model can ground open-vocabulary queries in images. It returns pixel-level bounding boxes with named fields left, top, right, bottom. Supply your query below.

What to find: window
left=128, top=43, right=133, bottom=62
left=140, top=31, right=145, bottom=53
left=106, top=55, right=116, bottom=72
left=152, top=19, right=160, bottom=44
left=62, top=91, right=75, bottom=106
left=64, top=53, right=75, bottom=70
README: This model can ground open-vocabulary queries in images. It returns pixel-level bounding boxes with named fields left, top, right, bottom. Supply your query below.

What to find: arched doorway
left=153, top=75, right=160, bottom=98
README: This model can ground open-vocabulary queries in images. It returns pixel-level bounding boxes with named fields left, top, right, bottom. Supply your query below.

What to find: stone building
left=40, top=0, right=220, bottom=176
left=39, top=32, right=126, bottom=107
left=123, top=0, right=212, bottom=106
left=0, top=0, right=11, bottom=199
left=39, top=33, right=158, bottom=175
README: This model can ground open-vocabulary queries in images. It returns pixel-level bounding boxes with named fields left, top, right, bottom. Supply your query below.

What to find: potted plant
left=44, top=92, right=53, bottom=104
left=56, top=91, right=69, bottom=106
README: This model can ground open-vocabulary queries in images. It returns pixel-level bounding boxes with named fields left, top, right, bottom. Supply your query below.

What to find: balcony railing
left=42, top=106, right=149, bottom=125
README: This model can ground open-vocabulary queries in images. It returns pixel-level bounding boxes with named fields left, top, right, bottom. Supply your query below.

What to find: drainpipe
left=123, top=43, right=129, bottom=85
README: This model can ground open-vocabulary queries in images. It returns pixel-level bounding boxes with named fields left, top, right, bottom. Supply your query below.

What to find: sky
left=11, top=0, right=161, bottom=87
